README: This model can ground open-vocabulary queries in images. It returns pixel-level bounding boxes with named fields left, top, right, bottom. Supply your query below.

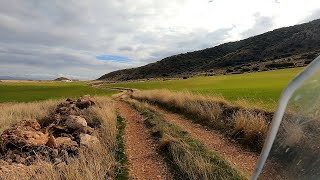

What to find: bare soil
left=116, top=102, right=172, bottom=179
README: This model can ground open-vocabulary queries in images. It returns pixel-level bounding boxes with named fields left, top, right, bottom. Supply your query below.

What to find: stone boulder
left=0, top=120, right=49, bottom=148
left=55, top=137, right=78, bottom=148
left=76, top=100, right=92, bottom=109
left=65, top=115, right=87, bottom=130
left=75, top=95, right=95, bottom=109
left=80, top=134, right=100, bottom=147
left=46, top=135, right=57, bottom=148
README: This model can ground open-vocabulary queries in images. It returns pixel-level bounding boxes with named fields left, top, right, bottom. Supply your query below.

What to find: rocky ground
left=0, top=96, right=100, bottom=176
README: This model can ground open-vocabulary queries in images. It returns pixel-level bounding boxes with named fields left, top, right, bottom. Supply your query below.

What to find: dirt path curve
left=116, top=101, right=172, bottom=179
left=148, top=105, right=257, bottom=178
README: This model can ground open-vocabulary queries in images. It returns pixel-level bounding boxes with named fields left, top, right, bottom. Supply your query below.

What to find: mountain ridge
left=98, top=19, right=320, bottom=81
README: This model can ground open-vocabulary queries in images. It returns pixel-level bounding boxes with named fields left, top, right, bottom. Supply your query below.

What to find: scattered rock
left=80, top=134, right=100, bottom=147
left=65, top=115, right=87, bottom=130
left=46, top=135, right=57, bottom=148
left=76, top=95, right=95, bottom=109
left=0, top=96, right=97, bottom=168
left=76, top=100, right=92, bottom=109
left=66, top=98, right=73, bottom=102
left=83, top=126, right=94, bottom=135
left=0, top=120, right=49, bottom=148
left=74, top=126, right=94, bottom=135
left=52, top=149, right=59, bottom=158
left=55, top=137, right=77, bottom=148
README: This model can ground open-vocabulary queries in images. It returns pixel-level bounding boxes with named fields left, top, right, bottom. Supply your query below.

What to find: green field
left=108, top=68, right=304, bottom=109
left=0, top=81, right=115, bottom=102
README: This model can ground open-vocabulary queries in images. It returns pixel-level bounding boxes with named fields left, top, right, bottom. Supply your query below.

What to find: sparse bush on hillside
left=265, top=62, right=295, bottom=69
left=252, top=67, right=259, bottom=71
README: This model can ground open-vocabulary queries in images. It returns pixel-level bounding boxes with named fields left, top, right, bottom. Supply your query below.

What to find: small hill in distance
left=54, top=77, right=71, bottom=81
left=98, top=19, right=320, bottom=81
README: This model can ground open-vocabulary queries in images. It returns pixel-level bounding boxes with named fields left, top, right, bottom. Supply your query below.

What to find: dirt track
left=147, top=104, right=257, bottom=177
left=116, top=102, right=172, bottom=179
left=96, top=87, right=290, bottom=179
left=146, top=103, right=293, bottom=180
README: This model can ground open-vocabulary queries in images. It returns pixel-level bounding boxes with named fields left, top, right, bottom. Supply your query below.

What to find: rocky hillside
left=98, top=19, right=320, bottom=81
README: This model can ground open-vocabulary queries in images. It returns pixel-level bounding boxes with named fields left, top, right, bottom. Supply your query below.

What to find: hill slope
left=54, top=77, right=70, bottom=81
left=99, top=19, right=320, bottom=81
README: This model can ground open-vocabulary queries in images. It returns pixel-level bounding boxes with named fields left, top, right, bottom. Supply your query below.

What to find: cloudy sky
left=0, top=0, right=320, bottom=80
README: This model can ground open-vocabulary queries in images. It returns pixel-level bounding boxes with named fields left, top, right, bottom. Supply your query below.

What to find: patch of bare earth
left=116, top=102, right=172, bottom=179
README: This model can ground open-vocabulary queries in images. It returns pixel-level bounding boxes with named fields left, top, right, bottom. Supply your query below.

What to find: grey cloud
left=147, top=27, right=234, bottom=61
left=301, top=9, right=320, bottom=23
left=118, top=46, right=134, bottom=52
left=0, top=1, right=259, bottom=79
left=241, top=13, right=274, bottom=38
left=0, top=0, right=314, bottom=80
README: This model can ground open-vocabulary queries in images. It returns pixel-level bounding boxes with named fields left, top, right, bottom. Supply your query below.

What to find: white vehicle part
left=252, top=55, right=320, bottom=180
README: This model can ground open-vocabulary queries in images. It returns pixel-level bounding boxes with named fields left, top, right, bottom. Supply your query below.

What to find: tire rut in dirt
left=116, top=102, right=172, bottom=179
left=147, top=104, right=293, bottom=179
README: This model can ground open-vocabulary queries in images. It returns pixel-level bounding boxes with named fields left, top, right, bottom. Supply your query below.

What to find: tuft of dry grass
left=131, top=90, right=270, bottom=151
left=0, top=100, right=60, bottom=133
left=282, top=120, right=305, bottom=147
left=0, top=96, right=118, bottom=180
left=233, top=110, right=268, bottom=146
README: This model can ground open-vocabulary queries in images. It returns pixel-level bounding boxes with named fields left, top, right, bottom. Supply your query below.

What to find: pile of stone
left=0, top=96, right=99, bottom=166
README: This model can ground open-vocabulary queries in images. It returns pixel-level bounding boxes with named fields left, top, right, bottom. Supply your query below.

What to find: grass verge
left=126, top=99, right=245, bottom=180
left=115, top=115, right=129, bottom=180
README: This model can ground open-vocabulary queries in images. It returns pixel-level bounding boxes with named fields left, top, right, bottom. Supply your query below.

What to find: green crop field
left=0, top=81, right=115, bottom=102
left=108, top=68, right=304, bottom=109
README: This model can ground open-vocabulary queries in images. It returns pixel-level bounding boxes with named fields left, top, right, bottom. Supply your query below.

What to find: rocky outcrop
left=80, top=134, right=100, bottom=147
left=0, top=120, right=49, bottom=148
left=65, top=115, right=87, bottom=129
left=0, top=95, right=100, bottom=167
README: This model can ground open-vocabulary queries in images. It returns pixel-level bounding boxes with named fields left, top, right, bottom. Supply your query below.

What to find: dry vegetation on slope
left=131, top=90, right=271, bottom=151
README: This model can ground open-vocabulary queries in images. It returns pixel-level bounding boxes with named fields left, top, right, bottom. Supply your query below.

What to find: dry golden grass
left=233, top=110, right=268, bottom=145
left=0, top=96, right=118, bottom=180
left=132, top=89, right=227, bottom=106
left=0, top=100, right=60, bottom=133
left=132, top=90, right=225, bottom=126
left=282, top=120, right=305, bottom=147
left=132, top=90, right=270, bottom=150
